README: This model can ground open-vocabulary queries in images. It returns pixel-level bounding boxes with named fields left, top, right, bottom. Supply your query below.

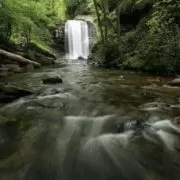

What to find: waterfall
left=65, top=20, right=89, bottom=60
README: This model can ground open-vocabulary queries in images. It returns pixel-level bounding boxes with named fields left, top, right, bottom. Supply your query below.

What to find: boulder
left=24, top=42, right=56, bottom=65
left=78, top=56, right=85, bottom=60
left=0, top=84, right=33, bottom=104
left=27, top=50, right=55, bottom=65
left=168, top=78, right=180, bottom=86
left=24, top=42, right=56, bottom=59
left=43, top=77, right=63, bottom=84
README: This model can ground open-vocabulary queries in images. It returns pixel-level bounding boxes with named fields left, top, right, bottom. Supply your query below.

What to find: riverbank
left=0, top=41, right=57, bottom=78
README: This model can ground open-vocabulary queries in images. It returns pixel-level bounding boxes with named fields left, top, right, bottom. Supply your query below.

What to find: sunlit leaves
left=0, top=0, right=66, bottom=44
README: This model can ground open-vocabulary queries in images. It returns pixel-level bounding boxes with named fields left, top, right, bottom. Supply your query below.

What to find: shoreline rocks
left=0, top=42, right=57, bottom=78
left=0, top=84, right=33, bottom=104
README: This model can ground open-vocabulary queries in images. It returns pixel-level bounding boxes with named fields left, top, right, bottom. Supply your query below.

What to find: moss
left=25, top=41, right=56, bottom=59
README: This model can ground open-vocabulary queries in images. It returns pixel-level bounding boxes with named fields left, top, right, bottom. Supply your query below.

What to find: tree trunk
left=116, top=4, right=122, bottom=59
left=0, top=49, right=41, bottom=68
left=93, top=0, right=105, bottom=44
left=101, top=1, right=108, bottom=42
left=97, top=3, right=116, bottom=34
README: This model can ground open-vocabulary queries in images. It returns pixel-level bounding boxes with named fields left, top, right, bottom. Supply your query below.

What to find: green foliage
left=0, top=0, right=66, bottom=48
left=65, top=0, right=92, bottom=18
left=135, top=0, right=180, bottom=73
left=92, top=40, right=120, bottom=67
left=91, top=0, right=180, bottom=73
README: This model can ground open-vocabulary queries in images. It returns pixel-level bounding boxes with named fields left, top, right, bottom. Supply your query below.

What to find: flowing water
left=65, top=20, right=89, bottom=59
left=1, top=59, right=180, bottom=180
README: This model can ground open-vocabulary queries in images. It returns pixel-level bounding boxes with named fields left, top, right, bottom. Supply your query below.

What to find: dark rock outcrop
left=51, top=22, right=65, bottom=52
left=0, top=84, right=33, bottom=104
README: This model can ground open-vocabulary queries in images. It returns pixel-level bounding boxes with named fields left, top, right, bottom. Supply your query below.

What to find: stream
left=0, top=58, right=180, bottom=180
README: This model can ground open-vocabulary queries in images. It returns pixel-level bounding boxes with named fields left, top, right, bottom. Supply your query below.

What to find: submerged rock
left=0, top=84, right=33, bottom=103
left=43, top=77, right=63, bottom=84
left=168, top=78, right=180, bottom=86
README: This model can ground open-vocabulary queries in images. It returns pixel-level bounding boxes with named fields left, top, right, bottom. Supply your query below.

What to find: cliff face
left=51, top=22, right=66, bottom=53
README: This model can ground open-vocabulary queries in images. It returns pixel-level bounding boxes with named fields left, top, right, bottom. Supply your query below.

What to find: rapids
left=0, top=59, right=180, bottom=180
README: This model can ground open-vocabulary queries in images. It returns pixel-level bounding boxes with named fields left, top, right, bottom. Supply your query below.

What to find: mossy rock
left=24, top=42, right=56, bottom=59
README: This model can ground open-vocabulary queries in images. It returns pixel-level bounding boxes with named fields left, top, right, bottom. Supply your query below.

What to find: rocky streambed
left=1, top=59, right=180, bottom=180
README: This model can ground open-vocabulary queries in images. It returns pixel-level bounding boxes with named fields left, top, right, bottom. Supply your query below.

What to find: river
left=0, top=58, right=180, bottom=180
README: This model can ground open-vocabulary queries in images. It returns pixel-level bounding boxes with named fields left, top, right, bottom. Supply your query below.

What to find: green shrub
left=92, top=41, right=121, bottom=67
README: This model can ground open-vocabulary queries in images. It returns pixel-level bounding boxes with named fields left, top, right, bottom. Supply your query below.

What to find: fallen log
left=0, top=48, right=41, bottom=68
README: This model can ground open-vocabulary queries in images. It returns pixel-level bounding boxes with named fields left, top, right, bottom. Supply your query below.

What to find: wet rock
left=139, top=102, right=171, bottom=112
left=43, top=77, right=63, bottom=84
left=0, top=68, right=9, bottom=77
left=174, top=116, right=180, bottom=124
left=147, top=78, right=161, bottom=86
left=0, top=84, right=33, bottom=103
left=27, top=50, right=55, bottom=65
left=2, top=64, right=24, bottom=73
left=25, top=42, right=56, bottom=59
left=24, top=42, right=56, bottom=65
left=119, top=75, right=124, bottom=80
left=0, top=115, right=11, bottom=125
left=78, top=56, right=85, bottom=60
left=168, top=78, right=180, bottom=86
left=171, top=104, right=180, bottom=116
left=25, top=64, right=34, bottom=72
left=0, top=115, right=20, bottom=159
left=0, top=64, right=24, bottom=77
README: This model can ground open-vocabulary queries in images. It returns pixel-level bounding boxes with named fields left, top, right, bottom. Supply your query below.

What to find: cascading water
left=65, top=20, right=89, bottom=59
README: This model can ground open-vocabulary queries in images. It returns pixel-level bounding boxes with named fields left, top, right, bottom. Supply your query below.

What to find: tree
left=0, top=0, right=66, bottom=48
